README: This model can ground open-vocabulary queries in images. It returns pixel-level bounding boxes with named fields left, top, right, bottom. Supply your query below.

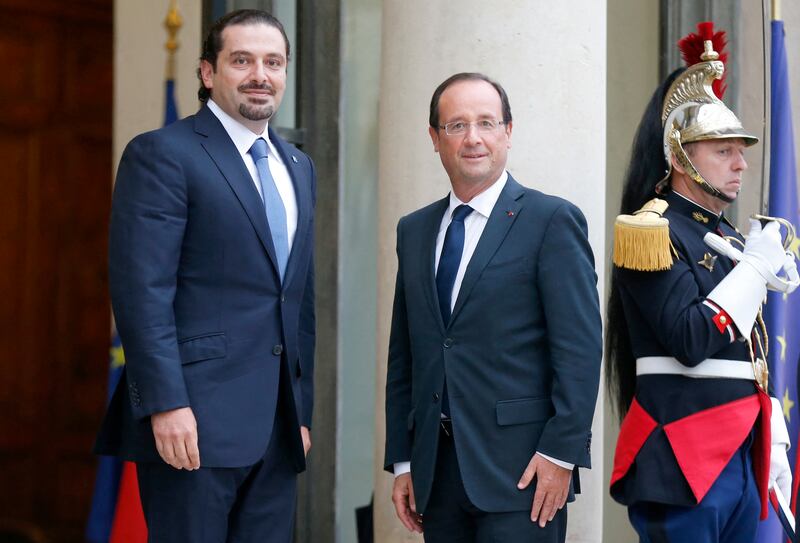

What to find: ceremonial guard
left=606, top=23, right=799, bottom=542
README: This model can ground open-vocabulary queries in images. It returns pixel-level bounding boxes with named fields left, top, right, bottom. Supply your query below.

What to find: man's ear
left=670, top=153, right=686, bottom=175
left=505, top=120, right=513, bottom=149
left=199, top=60, right=215, bottom=91
left=429, top=126, right=440, bottom=153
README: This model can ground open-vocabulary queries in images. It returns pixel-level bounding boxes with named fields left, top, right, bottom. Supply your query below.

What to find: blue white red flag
left=756, top=18, right=800, bottom=543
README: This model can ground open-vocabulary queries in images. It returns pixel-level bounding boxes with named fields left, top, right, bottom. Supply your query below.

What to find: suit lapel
left=422, top=197, right=450, bottom=333
left=269, top=127, right=310, bottom=287
left=449, top=176, right=525, bottom=325
left=195, top=106, right=281, bottom=276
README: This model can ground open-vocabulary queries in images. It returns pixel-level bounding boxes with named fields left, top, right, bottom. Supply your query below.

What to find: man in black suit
left=95, top=10, right=315, bottom=542
left=384, top=72, right=603, bottom=542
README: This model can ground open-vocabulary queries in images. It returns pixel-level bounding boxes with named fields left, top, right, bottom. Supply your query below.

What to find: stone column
left=373, top=2, right=607, bottom=541
left=604, top=1, right=659, bottom=541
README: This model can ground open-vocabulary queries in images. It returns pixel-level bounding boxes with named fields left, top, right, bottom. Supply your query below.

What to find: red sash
left=611, top=393, right=770, bottom=518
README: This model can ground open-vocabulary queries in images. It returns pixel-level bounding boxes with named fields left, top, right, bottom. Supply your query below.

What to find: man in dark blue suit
left=95, top=10, right=315, bottom=542
left=384, top=73, right=602, bottom=542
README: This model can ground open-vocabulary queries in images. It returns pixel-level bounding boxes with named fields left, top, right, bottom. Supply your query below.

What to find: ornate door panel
left=0, top=0, right=112, bottom=540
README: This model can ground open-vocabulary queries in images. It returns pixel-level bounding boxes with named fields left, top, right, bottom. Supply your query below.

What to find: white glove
left=770, top=444, right=792, bottom=501
left=706, top=220, right=787, bottom=334
left=780, top=252, right=800, bottom=294
left=742, top=220, right=788, bottom=279
left=705, top=220, right=799, bottom=294
left=770, top=396, right=792, bottom=501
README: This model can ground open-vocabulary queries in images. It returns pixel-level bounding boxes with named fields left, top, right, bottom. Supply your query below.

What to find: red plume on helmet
left=678, top=21, right=728, bottom=98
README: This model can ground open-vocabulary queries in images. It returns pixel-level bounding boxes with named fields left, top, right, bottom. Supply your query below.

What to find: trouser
left=423, top=421, right=567, bottom=543
left=627, top=439, right=760, bottom=543
left=137, top=390, right=297, bottom=543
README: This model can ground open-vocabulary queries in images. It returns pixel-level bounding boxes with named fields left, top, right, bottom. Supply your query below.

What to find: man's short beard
left=239, top=103, right=274, bottom=121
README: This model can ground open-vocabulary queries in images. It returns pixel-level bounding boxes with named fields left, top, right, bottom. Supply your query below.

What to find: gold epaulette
left=613, top=198, right=674, bottom=271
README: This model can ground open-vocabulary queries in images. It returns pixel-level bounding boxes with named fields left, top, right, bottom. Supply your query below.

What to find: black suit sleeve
left=384, top=220, right=414, bottom=471
left=535, top=202, right=602, bottom=467
left=109, top=132, right=191, bottom=420
left=298, top=157, right=317, bottom=428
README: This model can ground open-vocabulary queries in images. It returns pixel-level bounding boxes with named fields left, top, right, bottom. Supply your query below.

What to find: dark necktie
left=249, top=138, right=289, bottom=280
left=435, top=204, right=473, bottom=417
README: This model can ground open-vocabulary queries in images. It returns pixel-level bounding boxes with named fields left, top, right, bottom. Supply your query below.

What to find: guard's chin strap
left=695, top=175, right=735, bottom=203
left=669, top=131, right=735, bottom=204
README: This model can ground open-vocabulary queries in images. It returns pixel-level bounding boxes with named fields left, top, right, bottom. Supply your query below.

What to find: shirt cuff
left=537, top=452, right=574, bottom=471
left=393, top=461, right=411, bottom=477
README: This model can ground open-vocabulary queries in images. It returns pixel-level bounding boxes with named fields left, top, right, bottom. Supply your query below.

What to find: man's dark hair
left=197, top=9, right=291, bottom=103
left=605, top=67, right=684, bottom=420
left=429, top=72, right=512, bottom=129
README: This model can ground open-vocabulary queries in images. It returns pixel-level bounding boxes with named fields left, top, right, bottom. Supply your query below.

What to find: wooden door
left=0, top=0, right=112, bottom=540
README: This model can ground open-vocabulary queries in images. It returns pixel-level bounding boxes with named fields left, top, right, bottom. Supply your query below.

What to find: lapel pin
left=507, top=211, right=514, bottom=217
left=292, top=155, right=298, bottom=163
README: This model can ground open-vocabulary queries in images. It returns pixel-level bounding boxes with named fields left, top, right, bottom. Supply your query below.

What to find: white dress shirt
left=434, top=171, right=508, bottom=308
left=394, top=170, right=573, bottom=476
left=207, top=99, right=298, bottom=250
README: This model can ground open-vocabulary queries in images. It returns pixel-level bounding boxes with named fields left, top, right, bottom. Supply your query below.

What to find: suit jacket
left=384, top=175, right=602, bottom=513
left=95, top=105, right=316, bottom=470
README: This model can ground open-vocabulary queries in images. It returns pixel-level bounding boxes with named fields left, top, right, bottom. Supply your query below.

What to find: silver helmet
left=657, top=27, right=758, bottom=202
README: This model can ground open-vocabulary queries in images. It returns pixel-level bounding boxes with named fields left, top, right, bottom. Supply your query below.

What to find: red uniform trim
left=610, top=398, right=658, bottom=487
left=703, top=299, right=735, bottom=341
left=793, top=422, right=800, bottom=519
left=611, top=393, right=770, bottom=517
left=712, top=309, right=733, bottom=335
left=752, top=390, right=772, bottom=520
left=663, top=394, right=760, bottom=504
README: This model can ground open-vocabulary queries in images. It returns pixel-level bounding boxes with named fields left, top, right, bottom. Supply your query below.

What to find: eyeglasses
left=438, top=119, right=506, bottom=136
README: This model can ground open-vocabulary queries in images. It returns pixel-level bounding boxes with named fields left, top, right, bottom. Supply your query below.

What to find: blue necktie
left=435, top=204, right=473, bottom=417
left=250, top=138, right=289, bottom=280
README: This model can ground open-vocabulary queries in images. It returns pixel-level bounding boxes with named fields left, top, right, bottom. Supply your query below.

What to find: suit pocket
left=178, top=332, right=227, bottom=364
left=496, top=397, right=553, bottom=426
left=481, top=256, right=532, bottom=278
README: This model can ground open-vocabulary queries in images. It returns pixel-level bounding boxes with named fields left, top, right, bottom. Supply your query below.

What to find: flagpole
left=762, top=1, right=800, bottom=531
left=164, top=0, right=182, bottom=80
left=163, top=1, right=182, bottom=126
left=761, top=0, right=772, bottom=213
left=761, top=0, right=783, bottom=212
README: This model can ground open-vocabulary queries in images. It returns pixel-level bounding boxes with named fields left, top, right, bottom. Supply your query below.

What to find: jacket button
left=433, top=392, right=440, bottom=403
left=443, top=338, right=453, bottom=348
left=280, top=294, right=286, bottom=303
left=273, top=344, right=283, bottom=355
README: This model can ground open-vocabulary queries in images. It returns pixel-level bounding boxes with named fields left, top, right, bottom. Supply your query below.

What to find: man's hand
left=391, top=473, right=423, bottom=533
left=301, top=426, right=311, bottom=457
left=151, top=407, right=200, bottom=470
left=517, top=453, right=571, bottom=528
